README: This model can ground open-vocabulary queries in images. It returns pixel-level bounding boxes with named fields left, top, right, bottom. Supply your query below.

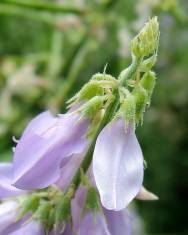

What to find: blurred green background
left=0, top=0, right=187, bottom=234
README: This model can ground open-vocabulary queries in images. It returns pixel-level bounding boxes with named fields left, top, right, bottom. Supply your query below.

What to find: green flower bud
left=91, top=73, right=116, bottom=82
left=133, top=86, right=148, bottom=124
left=18, top=194, right=40, bottom=219
left=140, top=71, right=156, bottom=105
left=140, top=54, right=157, bottom=72
left=85, top=187, right=100, bottom=212
left=55, top=195, right=71, bottom=227
left=67, top=75, right=117, bottom=106
left=78, top=95, right=108, bottom=118
left=46, top=208, right=56, bottom=232
left=119, top=93, right=136, bottom=128
left=131, top=17, right=159, bottom=58
left=34, top=201, right=51, bottom=224
left=78, top=81, right=104, bottom=101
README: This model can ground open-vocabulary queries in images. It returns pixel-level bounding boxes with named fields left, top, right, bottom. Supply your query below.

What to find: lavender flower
left=0, top=17, right=159, bottom=234
left=93, top=118, right=144, bottom=210
left=12, top=110, right=89, bottom=189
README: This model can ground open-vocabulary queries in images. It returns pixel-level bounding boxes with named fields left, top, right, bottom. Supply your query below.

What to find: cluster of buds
left=118, top=17, right=159, bottom=127
left=131, top=16, right=159, bottom=58
left=0, top=17, right=159, bottom=235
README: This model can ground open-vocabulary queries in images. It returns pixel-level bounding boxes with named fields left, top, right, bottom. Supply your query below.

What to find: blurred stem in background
left=0, top=3, right=58, bottom=26
left=0, top=0, right=87, bottom=15
left=48, top=31, right=97, bottom=112
left=47, top=29, right=64, bottom=80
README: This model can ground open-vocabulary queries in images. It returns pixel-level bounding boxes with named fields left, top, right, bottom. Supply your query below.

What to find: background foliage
left=0, top=0, right=187, bottom=234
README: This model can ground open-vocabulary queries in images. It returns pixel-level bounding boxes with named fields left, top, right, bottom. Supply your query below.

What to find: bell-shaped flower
left=0, top=163, right=24, bottom=199
left=12, top=110, right=89, bottom=190
left=93, top=118, right=144, bottom=210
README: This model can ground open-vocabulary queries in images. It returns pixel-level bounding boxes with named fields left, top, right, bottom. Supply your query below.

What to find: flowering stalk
left=0, top=17, right=160, bottom=234
left=69, top=16, right=159, bottom=196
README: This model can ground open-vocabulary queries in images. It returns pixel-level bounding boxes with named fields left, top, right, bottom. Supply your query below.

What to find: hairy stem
left=119, top=55, right=142, bottom=86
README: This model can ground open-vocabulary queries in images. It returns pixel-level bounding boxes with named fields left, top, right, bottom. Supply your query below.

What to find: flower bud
left=71, top=81, right=104, bottom=103
left=78, top=95, right=107, bottom=118
left=91, top=73, right=116, bottom=82
left=85, top=187, right=100, bottom=212
left=18, top=194, right=40, bottom=219
left=140, top=71, right=156, bottom=105
left=55, top=194, right=72, bottom=227
left=34, top=201, right=51, bottom=224
left=67, top=75, right=117, bottom=106
left=133, top=86, right=148, bottom=124
left=131, top=17, right=159, bottom=58
left=140, top=54, right=157, bottom=72
left=119, top=93, right=136, bottom=128
left=46, top=207, right=56, bottom=232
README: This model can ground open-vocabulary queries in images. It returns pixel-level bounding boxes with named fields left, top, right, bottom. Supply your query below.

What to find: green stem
left=0, top=52, right=49, bottom=63
left=119, top=55, right=142, bottom=86
left=0, top=3, right=57, bottom=26
left=1, top=0, right=87, bottom=15
left=47, top=30, right=64, bottom=79
left=53, top=38, right=96, bottom=108
left=100, top=0, right=118, bottom=10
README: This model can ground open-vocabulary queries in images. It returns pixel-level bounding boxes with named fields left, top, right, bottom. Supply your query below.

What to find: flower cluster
left=0, top=17, right=159, bottom=235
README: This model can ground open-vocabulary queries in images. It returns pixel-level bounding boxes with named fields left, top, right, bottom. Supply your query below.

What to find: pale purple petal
left=78, top=212, right=111, bottom=235
left=0, top=200, right=18, bottom=234
left=0, top=163, right=25, bottom=199
left=0, top=201, right=29, bottom=235
left=71, top=186, right=87, bottom=231
left=93, top=118, right=144, bottom=210
left=104, top=208, right=132, bottom=235
left=63, top=225, right=74, bottom=235
left=22, top=111, right=58, bottom=137
left=56, top=153, right=85, bottom=190
left=13, top=112, right=89, bottom=189
left=10, top=221, right=45, bottom=235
